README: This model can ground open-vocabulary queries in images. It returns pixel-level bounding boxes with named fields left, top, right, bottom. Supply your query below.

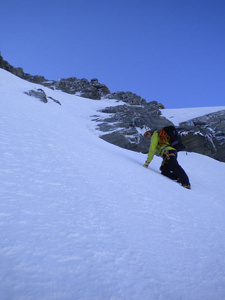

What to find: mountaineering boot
left=182, top=184, right=191, bottom=189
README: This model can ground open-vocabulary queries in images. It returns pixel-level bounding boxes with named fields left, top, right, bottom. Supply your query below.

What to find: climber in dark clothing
left=143, top=130, right=191, bottom=189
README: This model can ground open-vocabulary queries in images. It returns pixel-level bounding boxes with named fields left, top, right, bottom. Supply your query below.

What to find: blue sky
left=0, top=0, right=224, bottom=108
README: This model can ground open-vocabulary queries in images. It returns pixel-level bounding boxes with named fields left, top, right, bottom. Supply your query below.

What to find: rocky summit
left=1, top=53, right=224, bottom=162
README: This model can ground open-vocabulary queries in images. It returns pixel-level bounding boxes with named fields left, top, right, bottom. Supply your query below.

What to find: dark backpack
left=158, top=126, right=185, bottom=152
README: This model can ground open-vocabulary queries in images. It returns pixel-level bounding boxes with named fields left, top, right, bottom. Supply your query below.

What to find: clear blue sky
left=1, top=0, right=224, bottom=108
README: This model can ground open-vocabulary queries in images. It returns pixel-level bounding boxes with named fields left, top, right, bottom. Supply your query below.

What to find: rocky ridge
left=1, top=54, right=224, bottom=162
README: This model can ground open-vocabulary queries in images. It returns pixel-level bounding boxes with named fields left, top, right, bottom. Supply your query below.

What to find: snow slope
left=0, top=69, right=225, bottom=300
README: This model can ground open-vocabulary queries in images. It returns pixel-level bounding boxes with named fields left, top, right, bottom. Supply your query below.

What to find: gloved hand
left=143, top=161, right=149, bottom=168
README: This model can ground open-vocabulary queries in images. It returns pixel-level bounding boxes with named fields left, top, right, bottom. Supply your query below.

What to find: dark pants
left=161, top=150, right=190, bottom=186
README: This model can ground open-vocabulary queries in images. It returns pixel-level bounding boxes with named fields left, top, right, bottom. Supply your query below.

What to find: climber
left=143, top=130, right=191, bottom=189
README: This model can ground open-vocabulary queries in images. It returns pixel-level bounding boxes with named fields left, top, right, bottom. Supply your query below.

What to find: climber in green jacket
left=143, top=130, right=191, bottom=189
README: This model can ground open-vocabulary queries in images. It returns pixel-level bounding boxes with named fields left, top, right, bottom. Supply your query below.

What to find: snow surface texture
left=0, top=69, right=225, bottom=300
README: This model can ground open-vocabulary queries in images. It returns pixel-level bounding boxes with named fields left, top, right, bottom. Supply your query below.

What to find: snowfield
left=0, top=69, right=225, bottom=300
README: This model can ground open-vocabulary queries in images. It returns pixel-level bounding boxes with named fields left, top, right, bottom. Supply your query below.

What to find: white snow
left=0, top=68, right=225, bottom=300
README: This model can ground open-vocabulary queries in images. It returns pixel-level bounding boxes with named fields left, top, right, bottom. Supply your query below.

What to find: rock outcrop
left=0, top=54, right=47, bottom=83
left=24, top=89, right=48, bottom=103
left=93, top=100, right=171, bottom=153
left=24, top=89, right=62, bottom=105
left=0, top=54, right=110, bottom=100
left=93, top=103, right=225, bottom=162
left=42, top=77, right=110, bottom=100
left=178, top=110, right=225, bottom=162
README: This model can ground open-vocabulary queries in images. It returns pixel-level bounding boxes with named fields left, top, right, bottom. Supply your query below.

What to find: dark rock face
left=42, top=77, right=110, bottom=100
left=105, top=91, right=147, bottom=106
left=105, top=92, right=165, bottom=108
left=178, top=110, right=225, bottom=162
left=93, top=99, right=225, bottom=162
left=24, top=89, right=62, bottom=105
left=0, top=55, right=25, bottom=78
left=0, top=54, right=47, bottom=83
left=24, top=89, right=48, bottom=103
left=93, top=102, right=173, bottom=153
left=0, top=54, right=110, bottom=100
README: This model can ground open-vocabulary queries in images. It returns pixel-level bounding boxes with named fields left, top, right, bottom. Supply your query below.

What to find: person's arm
left=143, top=131, right=159, bottom=167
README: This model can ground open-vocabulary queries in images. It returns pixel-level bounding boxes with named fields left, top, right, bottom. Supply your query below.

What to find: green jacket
left=146, top=130, right=175, bottom=163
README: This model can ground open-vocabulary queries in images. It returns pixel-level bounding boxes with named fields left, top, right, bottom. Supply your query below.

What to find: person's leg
left=167, top=156, right=190, bottom=186
left=160, top=161, right=178, bottom=180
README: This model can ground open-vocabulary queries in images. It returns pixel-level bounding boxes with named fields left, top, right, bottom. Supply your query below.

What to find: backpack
left=158, top=126, right=185, bottom=152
